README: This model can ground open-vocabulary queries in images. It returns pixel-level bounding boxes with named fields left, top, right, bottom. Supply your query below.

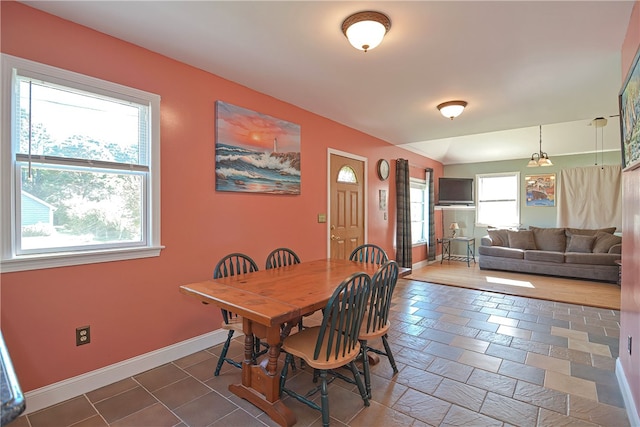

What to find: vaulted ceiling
left=22, top=1, right=635, bottom=164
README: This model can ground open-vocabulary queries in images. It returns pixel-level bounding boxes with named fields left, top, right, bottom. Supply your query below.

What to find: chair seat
left=282, top=326, right=361, bottom=370
left=359, top=320, right=390, bottom=341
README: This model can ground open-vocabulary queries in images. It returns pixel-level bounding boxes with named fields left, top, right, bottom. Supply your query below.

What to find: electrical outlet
left=76, top=326, right=90, bottom=346
left=628, top=336, right=633, bottom=355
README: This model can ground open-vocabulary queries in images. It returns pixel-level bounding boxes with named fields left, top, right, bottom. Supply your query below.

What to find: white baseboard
left=616, top=357, right=640, bottom=427
left=23, top=329, right=228, bottom=415
left=412, top=259, right=430, bottom=269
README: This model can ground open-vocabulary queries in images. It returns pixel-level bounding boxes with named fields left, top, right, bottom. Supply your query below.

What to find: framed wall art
left=525, top=173, right=555, bottom=207
left=215, top=101, right=301, bottom=194
left=619, top=45, right=640, bottom=171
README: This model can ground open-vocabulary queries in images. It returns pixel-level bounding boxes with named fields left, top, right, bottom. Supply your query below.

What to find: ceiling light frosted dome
left=342, top=11, right=391, bottom=52
left=437, top=101, right=467, bottom=119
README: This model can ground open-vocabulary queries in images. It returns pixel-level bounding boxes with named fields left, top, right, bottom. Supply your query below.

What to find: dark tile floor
left=14, top=278, right=629, bottom=426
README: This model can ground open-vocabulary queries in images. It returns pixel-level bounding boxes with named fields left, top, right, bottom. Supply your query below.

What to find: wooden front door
left=329, top=153, right=365, bottom=260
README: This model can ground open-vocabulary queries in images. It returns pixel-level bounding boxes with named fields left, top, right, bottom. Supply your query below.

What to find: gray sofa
left=478, top=226, right=621, bottom=283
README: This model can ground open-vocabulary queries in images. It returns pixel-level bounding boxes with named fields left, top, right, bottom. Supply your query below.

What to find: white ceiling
left=21, top=1, right=634, bottom=165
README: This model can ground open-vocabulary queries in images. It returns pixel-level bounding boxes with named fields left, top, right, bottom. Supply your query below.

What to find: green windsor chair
left=279, top=272, right=372, bottom=427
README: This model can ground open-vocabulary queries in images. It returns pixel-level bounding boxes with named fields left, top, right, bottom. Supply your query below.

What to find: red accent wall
left=620, top=1, right=640, bottom=417
left=0, top=2, right=443, bottom=391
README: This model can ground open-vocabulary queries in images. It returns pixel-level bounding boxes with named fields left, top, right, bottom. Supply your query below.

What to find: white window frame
left=1, top=54, right=163, bottom=272
left=410, top=177, right=429, bottom=246
left=475, top=171, right=520, bottom=228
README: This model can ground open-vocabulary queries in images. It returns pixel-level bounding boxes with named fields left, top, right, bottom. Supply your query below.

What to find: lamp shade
left=342, top=11, right=391, bottom=52
left=449, top=222, right=460, bottom=230
left=437, top=101, right=467, bottom=119
left=538, top=156, right=553, bottom=167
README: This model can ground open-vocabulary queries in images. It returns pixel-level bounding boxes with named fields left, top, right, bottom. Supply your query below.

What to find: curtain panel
left=557, top=164, right=622, bottom=230
left=395, top=159, right=412, bottom=268
left=426, top=168, right=436, bottom=261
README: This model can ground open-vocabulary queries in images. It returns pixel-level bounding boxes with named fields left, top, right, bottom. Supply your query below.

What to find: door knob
left=331, top=234, right=340, bottom=241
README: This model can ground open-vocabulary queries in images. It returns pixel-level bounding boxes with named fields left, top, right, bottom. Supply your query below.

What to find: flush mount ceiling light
left=342, top=11, right=391, bottom=52
left=437, top=101, right=467, bottom=120
left=527, top=125, right=553, bottom=167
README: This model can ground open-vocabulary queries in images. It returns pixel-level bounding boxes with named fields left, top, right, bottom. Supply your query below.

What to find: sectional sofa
left=478, top=226, right=621, bottom=283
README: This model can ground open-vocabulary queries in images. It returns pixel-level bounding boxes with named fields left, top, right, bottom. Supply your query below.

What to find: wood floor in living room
left=14, top=272, right=629, bottom=427
left=407, top=262, right=621, bottom=310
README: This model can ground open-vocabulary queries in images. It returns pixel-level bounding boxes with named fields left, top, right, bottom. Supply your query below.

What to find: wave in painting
left=215, top=143, right=300, bottom=194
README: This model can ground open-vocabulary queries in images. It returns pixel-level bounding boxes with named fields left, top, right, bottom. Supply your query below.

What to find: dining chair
left=358, top=260, right=399, bottom=399
left=265, top=247, right=303, bottom=369
left=212, top=252, right=263, bottom=376
left=266, top=247, right=304, bottom=330
left=265, top=247, right=301, bottom=269
left=279, top=272, right=371, bottom=427
left=349, top=243, right=388, bottom=265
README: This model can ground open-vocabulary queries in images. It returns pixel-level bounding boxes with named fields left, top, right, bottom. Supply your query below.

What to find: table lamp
left=449, top=222, right=460, bottom=238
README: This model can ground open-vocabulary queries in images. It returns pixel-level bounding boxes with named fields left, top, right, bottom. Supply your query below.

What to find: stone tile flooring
left=14, top=278, right=630, bottom=426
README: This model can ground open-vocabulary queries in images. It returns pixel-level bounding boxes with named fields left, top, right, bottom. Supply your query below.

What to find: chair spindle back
left=265, top=248, right=301, bottom=270
left=363, top=260, right=399, bottom=334
left=349, top=244, right=388, bottom=265
left=314, top=272, right=371, bottom=362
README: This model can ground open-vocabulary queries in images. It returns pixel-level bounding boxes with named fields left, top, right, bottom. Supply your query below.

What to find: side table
left=440, top=237, right=476, bottom=267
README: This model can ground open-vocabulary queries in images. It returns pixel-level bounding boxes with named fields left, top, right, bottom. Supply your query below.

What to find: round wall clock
left=377, top=159, right=390, bottom=181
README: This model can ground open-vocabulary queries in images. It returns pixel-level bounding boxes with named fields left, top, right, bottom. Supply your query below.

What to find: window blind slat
left=16, top=154, right=149, bottom=172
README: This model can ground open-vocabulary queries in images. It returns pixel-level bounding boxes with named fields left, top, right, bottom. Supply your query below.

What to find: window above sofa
left=476, top=172, right=520, bottom=228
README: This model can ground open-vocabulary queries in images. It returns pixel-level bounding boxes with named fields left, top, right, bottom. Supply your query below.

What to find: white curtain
left=557, top=164, right=622, bottom=230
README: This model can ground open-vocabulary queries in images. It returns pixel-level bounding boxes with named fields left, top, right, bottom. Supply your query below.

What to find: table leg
left=441, top=240, right=450, bottom=264
left=228, top=318, right=297, bottom=427
left=471, top=240, right=476, bottom=265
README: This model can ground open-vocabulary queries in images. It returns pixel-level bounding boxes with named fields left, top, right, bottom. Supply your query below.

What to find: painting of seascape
left=215, top=101, right=301, bottom=194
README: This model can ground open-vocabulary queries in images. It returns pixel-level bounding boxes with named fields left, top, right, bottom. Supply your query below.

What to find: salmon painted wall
left=620, top=1, right=640, bottom=416
left=0, top=2, right=443, bottom=391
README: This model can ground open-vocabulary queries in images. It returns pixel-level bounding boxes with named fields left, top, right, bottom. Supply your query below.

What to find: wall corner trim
left=23, top=330, right=228, bottom=415
left=616, top=357, right=640, bottom=427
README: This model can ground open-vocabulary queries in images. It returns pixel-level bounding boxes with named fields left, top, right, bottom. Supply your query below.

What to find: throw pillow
left=488, top=229, right=509, bottom=247
left=566, top=234, right=596, bottom=253
left=507, top=230, right=536, bottom=250
left=592, top=231, right=622, bottom=253
left=529, top=227, right=566, bottom=252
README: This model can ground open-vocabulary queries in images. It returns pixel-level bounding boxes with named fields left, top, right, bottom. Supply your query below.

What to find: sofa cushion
left=566, top=234, right=596, bottom=253
left=565, top=227, right=616, bottom=251
left=507, top=230, right=536, bottom=250
left=565, top=252, right=620, bottom=266
left=529, top=227, right=566, bottom=252
left=608, top=244, right=622, bottom=255
left=487, top=229, right=510, bottom=247
left=592, top=231, right=622, bottom=254
left=524, top=250, right=565, bottom=263
left=566, top=227, right=616, bottom=236
left=478, top=245, right=525, bottom=259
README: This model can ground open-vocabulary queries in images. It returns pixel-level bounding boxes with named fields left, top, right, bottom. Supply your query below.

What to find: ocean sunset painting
left=215, top=101, right=301, bottom=194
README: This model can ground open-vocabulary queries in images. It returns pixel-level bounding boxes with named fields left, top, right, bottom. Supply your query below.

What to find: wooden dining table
left=179, top=258, right=382, bottom=426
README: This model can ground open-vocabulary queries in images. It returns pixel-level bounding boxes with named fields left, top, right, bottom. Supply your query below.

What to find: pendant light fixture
left=590, top=117, right=607, bottom=166
left=342, top=11, right=391, bottom=52
left=527, top=125, right=553, bottom=167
